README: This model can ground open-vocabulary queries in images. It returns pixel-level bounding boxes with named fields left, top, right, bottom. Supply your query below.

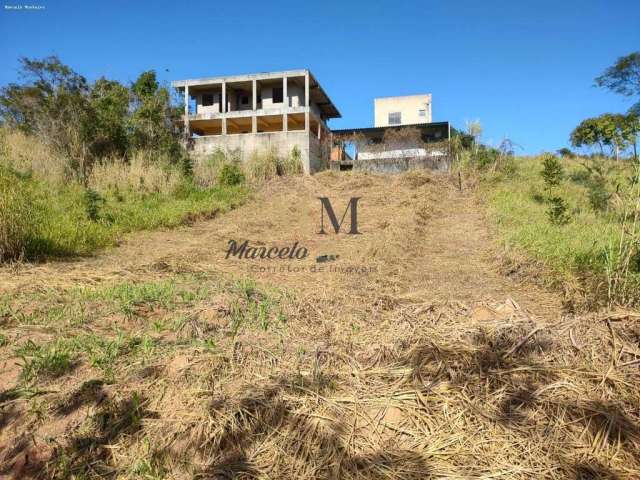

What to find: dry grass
left=0, top=128, right=71, bottom=184
left=0, top=167, right=42, bottom=261
left=88, top=150, right=183, bottom=195
left=0, top=172, right=639, bottom=479
left=192, top=148, right=235, bottom=188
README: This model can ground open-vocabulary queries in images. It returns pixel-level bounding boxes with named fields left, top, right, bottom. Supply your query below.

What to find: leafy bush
left=0, top=57, right=183, bottom=181
left=547, top=196, right=571, bottom=225
left=218, top=162, right=245, bottom=186
left=586, top=175, right=610, bottom=212
left=84, top=188, right=105, bottom=221
left=180, top=155, right=194, bottom=180
left=541, top=154, right=564, bottom=189
left=569, top=168, right=591, bottom=185
left=475, top=147, right=499, bottom=170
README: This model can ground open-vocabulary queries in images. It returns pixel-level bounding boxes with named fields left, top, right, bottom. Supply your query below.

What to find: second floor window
left=418, top=109, right=426, bottom=117
left=202, top=94, right=214, bottom=106
left=388, top=112, right=401, bottom=125
left=272, top=87, right=283, bottom=103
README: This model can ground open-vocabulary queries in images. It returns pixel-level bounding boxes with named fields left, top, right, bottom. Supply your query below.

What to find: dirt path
left=3, top=171, right=638, bottom=479
left=0, top=171, right=560, bottom=317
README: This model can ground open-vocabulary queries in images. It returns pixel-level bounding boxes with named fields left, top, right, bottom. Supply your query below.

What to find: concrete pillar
left=221, top=81, right=226, bottom=114
left=252, top=79, right=257, bottom=133
left=184, top=84, right=190, bottom=138
left=252, top=79, right=257, bottom=110
left=304, top=72, right=310, bottom=132
left=317, top=120, right=321, bottom=140
left=282, top=76, right=288, bottom=132
left=221, top=81, right=227, bottom=135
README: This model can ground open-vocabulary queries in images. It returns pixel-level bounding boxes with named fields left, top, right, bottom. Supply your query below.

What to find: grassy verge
left=483, top=155, right=640, bottom=307
left=0, top=166, right=248, bottom=259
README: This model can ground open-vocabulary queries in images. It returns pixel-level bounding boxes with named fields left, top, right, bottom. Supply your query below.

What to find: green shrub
left=586, top=176, right=610, bottom=212
left=569, top=168, right=591, bottom=185
left=475, top=147, right=499, bottom=169
left=84, top=188, right=105, bottom=221
left=547, top=196, right=571, bottom=225
left=218, top=162, right=245, bottom=186
left=541, top=154, right=564, bottom=189
left=181, top=155, right=194, bottom=179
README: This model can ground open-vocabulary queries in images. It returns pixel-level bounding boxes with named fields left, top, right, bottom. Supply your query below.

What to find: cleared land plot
left=1, top=171, right=639, bottom=479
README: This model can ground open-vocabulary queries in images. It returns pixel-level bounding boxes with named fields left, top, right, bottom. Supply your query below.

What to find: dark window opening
left=389, top=112, right=401, bottom=125
left=202, top=94, right=214, bottom=107
left=241, top=95, right=249, bottom=105
left=273, top=87, right=283, bottom=103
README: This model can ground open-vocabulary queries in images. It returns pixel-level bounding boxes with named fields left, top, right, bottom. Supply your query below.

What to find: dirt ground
left=1, top=171, right=639, bottom=479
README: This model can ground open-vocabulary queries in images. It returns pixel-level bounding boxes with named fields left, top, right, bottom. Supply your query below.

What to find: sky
left=1, top=0, right=638, bottom=154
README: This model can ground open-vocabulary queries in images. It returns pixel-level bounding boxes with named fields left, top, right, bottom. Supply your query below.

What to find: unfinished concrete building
left=172, top=70, right=339, bottom=173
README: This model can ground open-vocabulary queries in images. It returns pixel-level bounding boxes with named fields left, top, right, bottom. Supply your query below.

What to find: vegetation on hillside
left=456, top=51, right=640, bottom=308
left=0, top=57, right=304, bottom=262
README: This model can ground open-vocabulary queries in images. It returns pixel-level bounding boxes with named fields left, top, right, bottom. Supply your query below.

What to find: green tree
left=571, top=113, right=633, bottom=160
left=0, top=56, right=95, bottom=179
left=0, top=57, right=184, bottom=177
left=621, top=113, right=640, bottom=161
left=89, top=78, right=130, bottom=157
left=556, top=147, right=575, bottom=158
left=595, top=52, right=640, bottom=114
left=129, top=70, right=181, bottom=158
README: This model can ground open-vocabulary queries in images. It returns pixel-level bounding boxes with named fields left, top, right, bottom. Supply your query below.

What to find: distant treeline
left=0, top=56, right=183, bottom=181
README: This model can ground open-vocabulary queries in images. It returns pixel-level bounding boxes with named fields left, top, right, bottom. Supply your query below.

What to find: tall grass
left=192, top=148, right=238, bottom=188
left=0, top=166, right=44, bottom=261
left=0, top=128, right=70, bottom=183
left=244, top=146, right=304, bottom=183
left=485, top=155, right=640, bottom=306
left=0, top=130, right=249, bottom=261
left=89, top=150, right=183, bottom=195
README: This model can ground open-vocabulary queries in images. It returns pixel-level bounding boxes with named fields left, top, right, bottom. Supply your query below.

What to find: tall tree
left=0, top=56, right=95, bottom=178
left=0, top=57, right=184, bottom=178
left=595, top=52, right=640, bottom=114
left=570, top=113, right=634, bottom=160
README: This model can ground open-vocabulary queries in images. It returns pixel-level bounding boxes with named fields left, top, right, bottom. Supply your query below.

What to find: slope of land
left=0, top=171, right=639, bottom=479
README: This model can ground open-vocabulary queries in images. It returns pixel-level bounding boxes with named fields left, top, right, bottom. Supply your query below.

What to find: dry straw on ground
left=0, top=171, right=639, bottom=479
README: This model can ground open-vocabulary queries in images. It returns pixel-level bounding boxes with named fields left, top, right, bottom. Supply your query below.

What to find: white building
left=374, top=94, right=432, bottom=127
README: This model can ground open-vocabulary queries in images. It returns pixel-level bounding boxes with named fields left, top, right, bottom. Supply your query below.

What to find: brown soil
left=0, top=171, right=638, bottom=479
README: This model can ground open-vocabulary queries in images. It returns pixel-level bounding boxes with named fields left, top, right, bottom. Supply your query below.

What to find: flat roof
left=332, top=121, right=451, bottom=142
left=374, top=93, right=432, bottom=101
left=172, top=69, right=340, bottom=119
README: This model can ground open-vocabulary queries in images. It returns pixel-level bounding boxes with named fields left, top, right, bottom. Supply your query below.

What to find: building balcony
left=184, top=105, right=309, bottom=122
